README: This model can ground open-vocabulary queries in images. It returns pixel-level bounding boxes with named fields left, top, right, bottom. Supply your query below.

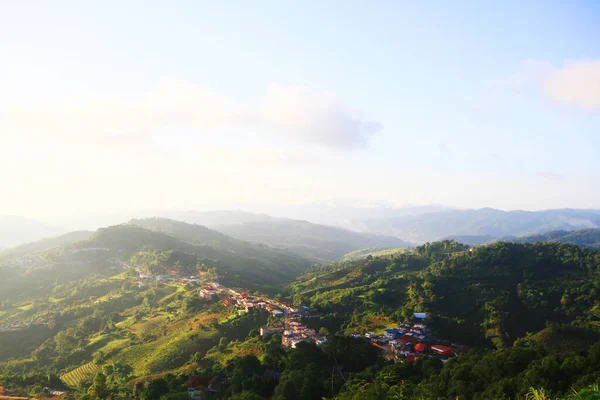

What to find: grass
left=204, top=336, right=263, bottom=366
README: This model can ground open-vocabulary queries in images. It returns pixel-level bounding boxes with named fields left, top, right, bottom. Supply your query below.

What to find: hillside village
left=108, top=253, right=464, bottom=364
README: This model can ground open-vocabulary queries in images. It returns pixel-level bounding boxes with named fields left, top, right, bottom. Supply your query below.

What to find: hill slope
left=359, top=208, right=600, bottom=243
left=291, top=240, right=600, bottom=347
left=213, top=219, right=412, bottom=261
left=112, top=220, right=314, bottom=288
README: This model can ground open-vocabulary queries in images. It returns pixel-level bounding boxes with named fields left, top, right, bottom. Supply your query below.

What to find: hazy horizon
left=1, top=2, right=599, bottom=217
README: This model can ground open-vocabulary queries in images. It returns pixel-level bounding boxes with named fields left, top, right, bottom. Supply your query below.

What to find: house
left=156, top=275, right=169, bottom=282
left=200, top=290, right=217, bottom=300
left=315, top=337, right=327, bottom=346
left=431, top=345, right=453, bottom=355
left=414, top=343, right=427, bottom=352
left=398, top=336, right=414, bottom=345
left=187, top=376, right=218, bottom=399
left=260, top=326, right=284, bottom=336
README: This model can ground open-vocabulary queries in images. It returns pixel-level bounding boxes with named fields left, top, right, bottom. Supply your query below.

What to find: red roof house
left=431, top=345, right=452, bottom=355
left=414, top=343, right=427, bottom=352
left=398, top=336, right=414, bottom=344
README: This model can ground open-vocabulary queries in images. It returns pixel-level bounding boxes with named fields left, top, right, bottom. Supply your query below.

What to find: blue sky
left=1, top=1, right=599, bottom=216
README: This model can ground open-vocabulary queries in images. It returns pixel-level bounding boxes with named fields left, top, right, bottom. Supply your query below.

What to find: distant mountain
left=511, top=228, right=600, bottom=249
left=38, top=205, right=450, bottom=233
left=359, top=208, right=600, bottom=243
left=0, top=216, right=67, bottom=249
left=213, top=219, right=413, bottom=261
left=0, top=230, right=92, bottom=258
left=163, top=210, right=277, bottom=227
left=249, top=203, right=452, bottom=230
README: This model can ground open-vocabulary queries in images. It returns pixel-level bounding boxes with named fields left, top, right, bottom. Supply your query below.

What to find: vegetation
left=2, top=228, right=600, bottom=399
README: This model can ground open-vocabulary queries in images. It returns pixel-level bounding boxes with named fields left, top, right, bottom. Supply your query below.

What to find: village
left=130, top=264, right=463, bottom=363
left=1, top=259, right=462, bottom=365
left=355, top=319, right=466, bottom=362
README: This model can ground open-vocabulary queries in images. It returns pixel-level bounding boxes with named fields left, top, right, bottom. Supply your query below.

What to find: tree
left=219, top=336, right=229, bottom=350
left=88, top=372, right=108, bottom=399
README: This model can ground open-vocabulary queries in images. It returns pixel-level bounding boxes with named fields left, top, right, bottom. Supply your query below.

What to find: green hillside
left=83, top=223, right=312, bottom=290
left=2, top=238, right=600, bottom=400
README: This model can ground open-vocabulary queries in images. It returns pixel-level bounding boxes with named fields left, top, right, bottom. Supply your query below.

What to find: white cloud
left=0, top=79, right=382, bottom=149
left=543, top=60, right=600, bottom=111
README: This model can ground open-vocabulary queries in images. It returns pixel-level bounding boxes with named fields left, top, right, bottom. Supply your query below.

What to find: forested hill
left=512, top=228, right=600, bottom=249
left=85, top=224, right=313, bottom=289
left=0, top=223, right=313, bottom=292
left=213, top=218, right=412, bottom=261
left=129, top=218, right=239, bottom=247
left=291, top=240, right=600, bottom=348
left=282, top=241, right=600, bottom=398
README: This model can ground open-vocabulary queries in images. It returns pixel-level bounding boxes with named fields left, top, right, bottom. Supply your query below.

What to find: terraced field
left=61, top=362, right=100, bottom=387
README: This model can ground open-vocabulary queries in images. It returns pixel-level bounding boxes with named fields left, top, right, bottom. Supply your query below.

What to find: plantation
left=61, top=362, right=100, bottom=387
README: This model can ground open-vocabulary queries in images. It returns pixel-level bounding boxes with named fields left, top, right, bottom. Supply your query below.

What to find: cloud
left=491, top=60, right=600, bottom=111
left=0, top=79, right=382, bottom=149
left=543, top=60, right=600, bottom=111
left=261, top=84, right=382, bottom=148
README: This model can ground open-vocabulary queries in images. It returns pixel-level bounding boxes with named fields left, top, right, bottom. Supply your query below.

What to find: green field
left=61, top=362, right=101, bottom=387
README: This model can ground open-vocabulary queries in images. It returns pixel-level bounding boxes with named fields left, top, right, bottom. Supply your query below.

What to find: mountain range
left=210, top=219, right=411, bottom=261
left=359, top=207, right=600, bottom=243
left=4, top=207, right=600, bottom=252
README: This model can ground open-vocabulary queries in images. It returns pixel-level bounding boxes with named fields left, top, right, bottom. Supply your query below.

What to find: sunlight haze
left=1, top=1, right=599, bottom=217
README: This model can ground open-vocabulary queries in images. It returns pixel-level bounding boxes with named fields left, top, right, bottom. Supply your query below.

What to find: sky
left=1, top=0, right=599, bottom=218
